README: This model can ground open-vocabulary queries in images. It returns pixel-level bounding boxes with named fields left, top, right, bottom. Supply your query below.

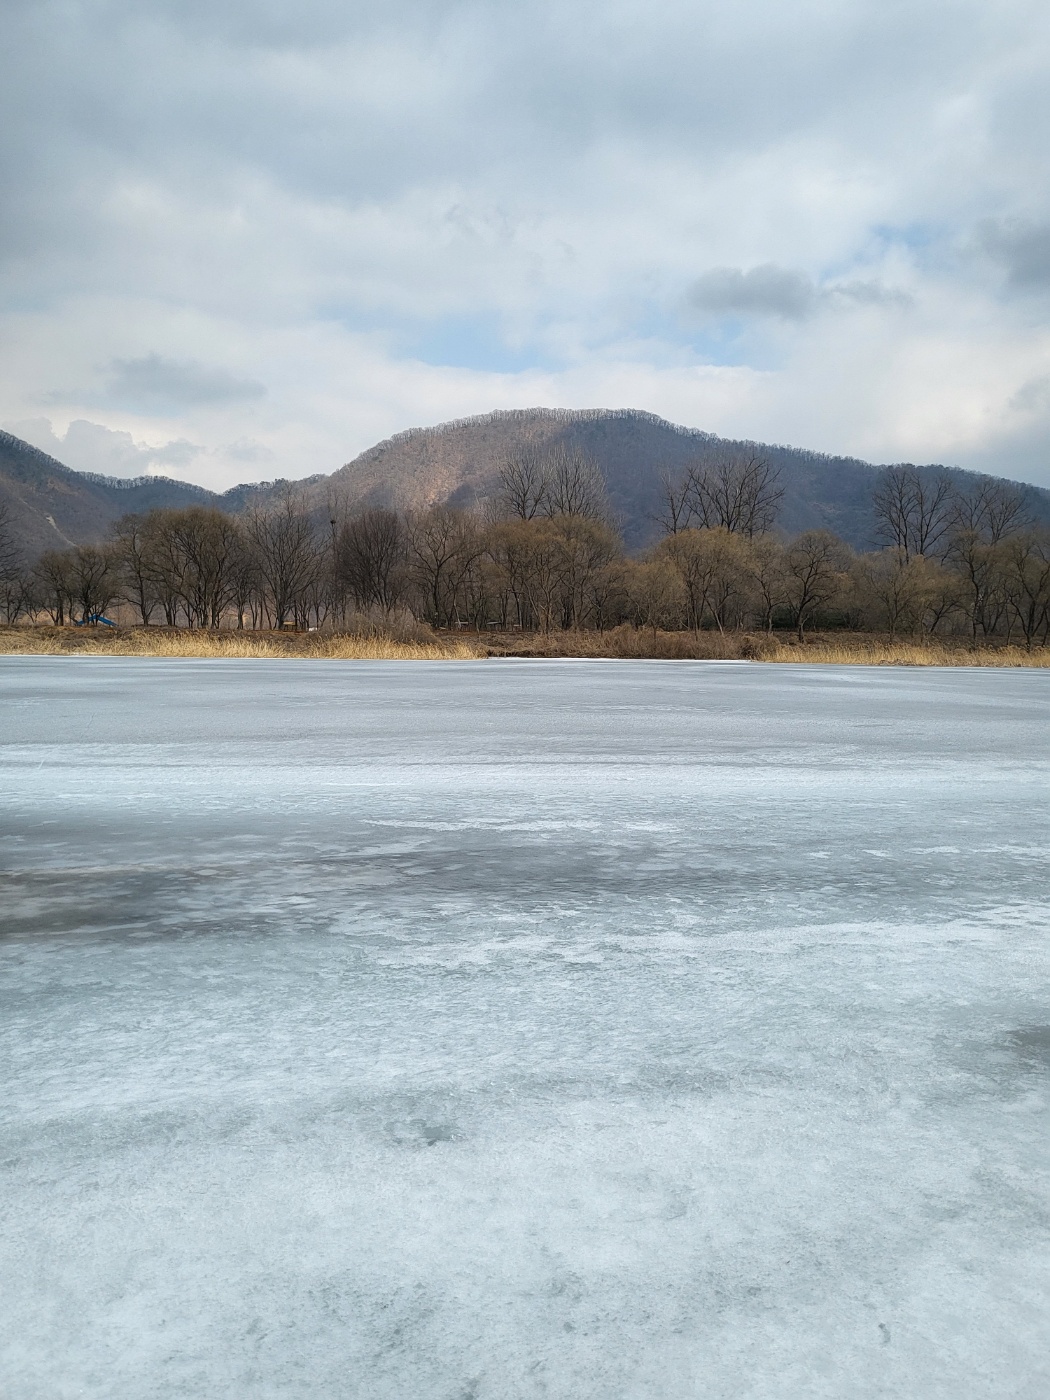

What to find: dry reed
left=754, top=637, right=1050, bottom=667
left=3, top=626, right=1049, bottom=667
left=0, top=626, right=478, bottom=661
left=485, top=625, right=737, bottom=660
left=484, top=627, right=1050, bottom=665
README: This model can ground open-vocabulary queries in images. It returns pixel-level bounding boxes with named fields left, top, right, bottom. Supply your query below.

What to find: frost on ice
left=2, top=657, right=1049, bottom=1398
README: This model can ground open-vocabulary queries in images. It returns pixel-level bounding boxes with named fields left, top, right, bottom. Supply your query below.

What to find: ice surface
left=2, top=656, right=1050, bottom=1399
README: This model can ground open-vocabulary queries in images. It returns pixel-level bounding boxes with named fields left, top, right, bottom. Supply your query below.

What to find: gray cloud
left=687, top=266, right=909, bottom=321
left=978, top=219, right=1050, bottom=288
left=688, top=265, right=817, bottom=320
left=106, top=356, right=266, bottom=412
left=0, top=1, right=1049, bottom=488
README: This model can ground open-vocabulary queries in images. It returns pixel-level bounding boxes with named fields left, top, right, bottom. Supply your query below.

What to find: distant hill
left=0, top=430, right=220, bottom=559
left=4, top=410, right=1049, bottom=557
left=309, top=408, right=1050, bottom=549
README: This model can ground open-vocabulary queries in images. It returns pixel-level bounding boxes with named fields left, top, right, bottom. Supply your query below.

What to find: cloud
left=106, top=355, right=266, bottom=412
left=687, top=266, right=911, bottom=321
left=1, top=0, right=1050, bottom=489
left=224, top=437, right=277, bottom=463
left=688, top=265, right=817, bottom=320
left=978, top=220, right=1050, bottom=288
left=3, top=417, right=203, bottom=480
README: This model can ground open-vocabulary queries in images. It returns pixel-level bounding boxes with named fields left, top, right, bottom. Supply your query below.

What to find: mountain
left=0, top=430, right=221, bottom=559
left=4, top=410, right=1049, bottom=558
left=309, top=408, right=1050, bottom=549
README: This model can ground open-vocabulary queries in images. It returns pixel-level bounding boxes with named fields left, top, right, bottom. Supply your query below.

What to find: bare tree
left=515, top=519, right=570, bottom=633
left=543, top=447, right=609, bottom=520
left=747, top=534, right=787, bottom=634
left=652, top=470, right=695, bottom=536
left=783, top=530, right=851, bottom=640
left=0, top=502, right=32, bottom=623
left=338, top=509, right=407, bottom=612
left=33, top=550, right=75, bottom=625
left=951, top=477, right=1031, bottom=545
left=1001, top=529, right=1050, bottom=649
left=485, top=519, right=537, bottom=630
left=551, top=517, right=621, bottom=629
left=872, top=467, right=955, bottom=561
left=407, top=507, right=484, bottom=628
left=624, top=558, right=683, bottom=635
left=655, top=528, right=752, bottom=634
left=497, top=452, right=551, bottom=520
left=68, top=545, right=117, bottom=624
left=586, top=560, right=629, bottom=633
left=137, top=509, right=189, bottom=625
left=245, top=496, right=322, bottom=628
left=686, top=457, right=783, bottom=539
left=0, top=502, right=21, bottom=584
left=167, top=510, right=233, bottom=627
left=948, top=531, right=1004, bottom=641
left=854, top=550, right=945, bottom=638
left=229, top=528, right=259, bottom=629
left=112, top=515, right=159, bottom=625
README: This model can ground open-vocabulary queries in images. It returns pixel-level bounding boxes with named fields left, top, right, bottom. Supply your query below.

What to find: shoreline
left=2, top=626, right=1049, bottom=667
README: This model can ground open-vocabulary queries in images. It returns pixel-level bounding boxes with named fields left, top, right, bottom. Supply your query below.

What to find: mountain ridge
left=3, top=410, right=1049, bottom=557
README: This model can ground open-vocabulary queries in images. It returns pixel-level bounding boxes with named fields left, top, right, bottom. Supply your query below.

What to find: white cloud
left=2, top=0, right=1050, bottom=488
left=2, top=418, right=203, bottom=481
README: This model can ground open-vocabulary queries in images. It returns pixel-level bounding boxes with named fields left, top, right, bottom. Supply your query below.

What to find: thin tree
left=112, top=514, right=158, bottom=625
left=854, top=550, right=944, bottom=638
left=543, top=447, right=609, bottom=520
left=686, top=457, right=783, bottom=538
left=873, top=467, right=955, bottom=561
left=652, top=470, right=695, bottom=535
left=407, top=508, right=484, bottom=628
left=33, top=551, right=75, bottom=625
left=68, top=545, right=117, bottom=624
left=747, top=534, right=787, bottom=634
left=951, top=477, right=1031, bottom=545
left=338, top=509, right=407, bottom=612
left=0, top=502, right=21, bottom=585
left=0, top=502, right=31, bottom=623
left=655, top=528, right=751, bottom=634
left=1001, top=529, right=1050, bottom=649
left=497, top=453, right=551, bottom=520
left=245, top=496, right=321, bottom=629
left=783, top=530, right=851, bottom=640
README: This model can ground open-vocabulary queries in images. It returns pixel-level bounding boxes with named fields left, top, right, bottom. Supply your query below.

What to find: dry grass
left=0, top=626, right=478, bottom=661
left=484, top=627, right=1050, bottom=666
left=3, top=625, right=1049, bottom=667
left=753, top=637, right=1050, bottom=667
left=484, top=625, right=739, bottom=660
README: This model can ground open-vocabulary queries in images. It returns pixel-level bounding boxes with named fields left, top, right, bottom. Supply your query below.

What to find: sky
left=2, top=0, right=1050, bottom=490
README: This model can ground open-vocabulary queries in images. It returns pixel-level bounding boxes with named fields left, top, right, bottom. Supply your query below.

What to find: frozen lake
left=2, top=656, right=1050, bottom=1399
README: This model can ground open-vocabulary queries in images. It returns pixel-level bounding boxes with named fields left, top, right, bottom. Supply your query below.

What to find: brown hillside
left=4, top=410, right=1049, bottom=556
left=0, top=431, right=220, bottom=558
left=317, top=407, right=1050, bottom=549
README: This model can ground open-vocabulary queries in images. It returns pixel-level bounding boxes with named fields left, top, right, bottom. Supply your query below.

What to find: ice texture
left=2, top=656, right=1050, bottom=1399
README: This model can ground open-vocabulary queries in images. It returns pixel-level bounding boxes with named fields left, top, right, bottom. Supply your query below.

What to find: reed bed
left=485, top=625, right=737, bottom=659
left=3, top=625, right=1049, bottom=666
left=484, top=627, right=1050, bottom=665
left=755, top=638, right=1050, bottom=667
left=0, top=626, right=478, bottom=661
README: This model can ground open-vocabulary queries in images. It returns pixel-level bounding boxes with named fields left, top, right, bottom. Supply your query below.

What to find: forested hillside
left=3, top=409, right=1049, bottom=562
left=0, top=431, right=217, bottom=558
left=4, top=446, right=1048, bottom=649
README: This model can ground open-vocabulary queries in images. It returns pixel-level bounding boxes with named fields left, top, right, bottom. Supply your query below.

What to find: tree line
left=1, top=451, right=1048, bottom=645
